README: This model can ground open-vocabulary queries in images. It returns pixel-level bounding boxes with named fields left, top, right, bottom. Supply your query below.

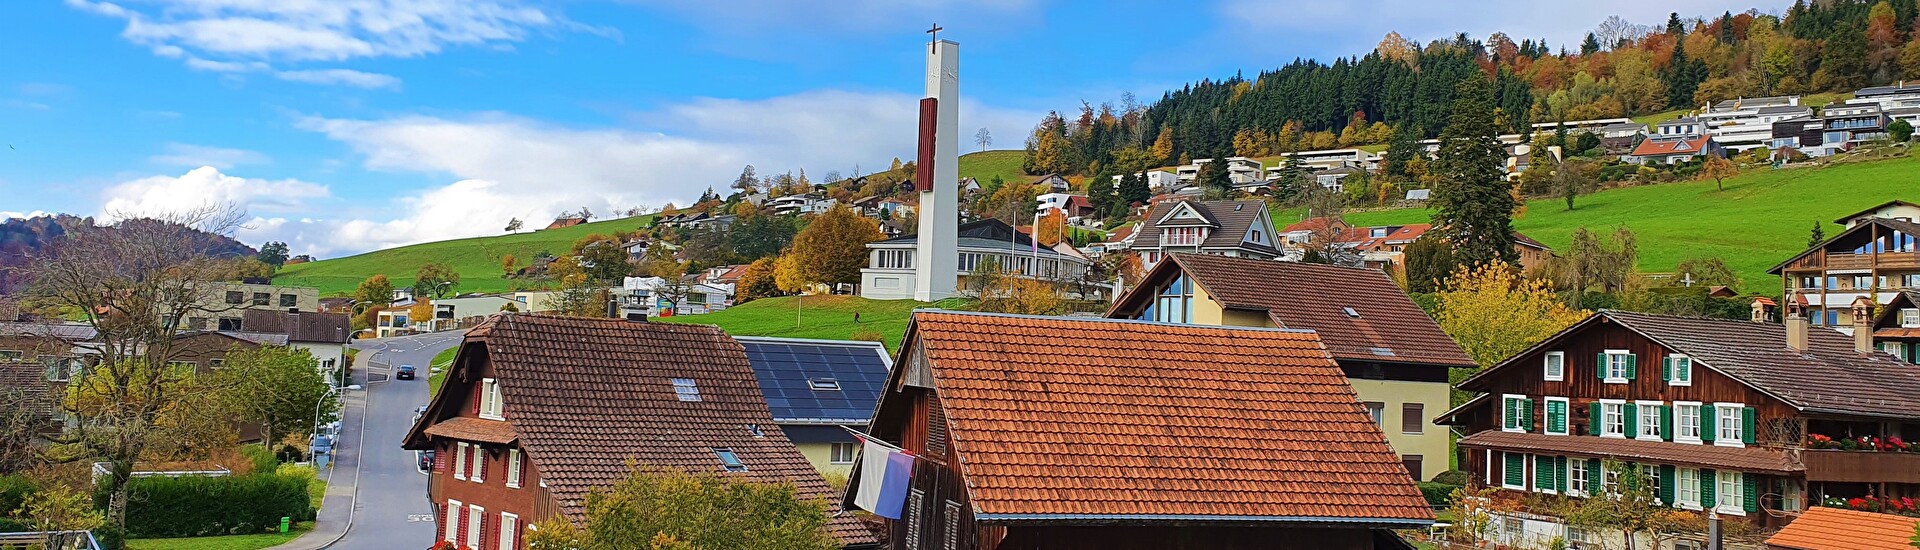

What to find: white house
left=770, top=194, right=838, bottom=216
left=619, top=276, right=732, bottom=317
left=859, top=219, right=1092, bottom=300
left=1111, top=170, right=1181, bottom=191
left=1177, top=157, right=1264, bottom=185
left=1130, top=199, right=1282, bottom=269
left=1272, top=149, right=1379, bottom=172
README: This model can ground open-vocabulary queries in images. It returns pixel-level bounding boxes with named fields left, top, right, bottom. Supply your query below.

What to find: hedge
left=0, top=475, right=36, bottom=521
left=103, top=473, right=312, bottom=538
left=1417, top=481, right=1463, bottom=508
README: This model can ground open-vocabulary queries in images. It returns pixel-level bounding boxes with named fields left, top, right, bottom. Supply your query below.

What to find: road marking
left=407, top=514, right=434, bottom=523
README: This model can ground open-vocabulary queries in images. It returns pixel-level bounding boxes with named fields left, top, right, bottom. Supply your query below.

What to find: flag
left=852, top=438, right=915, bottom=519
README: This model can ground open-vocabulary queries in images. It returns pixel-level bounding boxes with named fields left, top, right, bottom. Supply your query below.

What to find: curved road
left=333, top=331, right=466, bottom=550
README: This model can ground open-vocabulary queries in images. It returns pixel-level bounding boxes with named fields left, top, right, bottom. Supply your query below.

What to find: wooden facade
left=1773, top=218, right=1920, bottom=327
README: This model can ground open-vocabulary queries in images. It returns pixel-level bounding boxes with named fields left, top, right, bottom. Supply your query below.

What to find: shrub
left=238, top=444, right=279, bottom=475
left=1418, top=481, right=1463, bottom=508
left=109, top=473, right=313, bottom=537
left=1429, top=470, right=1470, bottom=486
left=0, top=474, right=37, bottom=519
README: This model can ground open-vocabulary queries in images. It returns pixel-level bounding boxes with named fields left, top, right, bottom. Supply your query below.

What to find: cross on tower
left=927, top=23, right=943, bottom=42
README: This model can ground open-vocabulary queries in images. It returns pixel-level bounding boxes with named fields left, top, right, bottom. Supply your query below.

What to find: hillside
left=273, top=214, right=657, bottom=295
left=654, top=295, right=948, bottom=353
left=1273, top=152, right=1920, bottom=292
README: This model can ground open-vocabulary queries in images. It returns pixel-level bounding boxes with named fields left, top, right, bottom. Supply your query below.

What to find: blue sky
left=1, top=0, right=1763, bottom=257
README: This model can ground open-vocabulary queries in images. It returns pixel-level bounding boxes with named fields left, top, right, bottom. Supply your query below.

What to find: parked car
left=417, top=449, right=434, bottom=473
left=396, top=364, right=416, bottom=380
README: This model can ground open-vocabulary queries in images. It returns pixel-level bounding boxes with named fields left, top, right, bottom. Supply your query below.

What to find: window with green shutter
left=1503, top=397, right=1517, bottom=430
left=1546, top=398, right=1568, bottom=435
left=1595, top=352, right=1606, bottom=379
left=1662, top=356, right=1672, bottom=381
left=1557, top=457, right=1569, bottom=493
left=1743, top=473, right=1759, bottom=512
left=1660, top=465, right=1677, bottom=505
left=1589, top=402, right=1603, bottom=436
left=1625, top=353, right=1638, bottom=379
left=1504, top=452, right=1524, bottom=488
left=1661, top=406, right=1674, bottom=442
left=1742, top=407, right=1756, bottom=445
left=1538, top=456, right=1557, bottom=492
left=1700, top=469, right=1717, bottom=509
left=1701, top=409, right=1716, bottom=443
left=1522, top=399, right=1535, bottom=432
left=1624, top=403, right=1639, bottom=437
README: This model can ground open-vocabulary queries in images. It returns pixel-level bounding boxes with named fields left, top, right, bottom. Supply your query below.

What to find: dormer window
left=671, top=378, right=701, bottom=402
left=479, top=378, right=504, bottom=420
left=1164, top=227, right=1205, bottom=246
left=808, top=378, right=842, bottom=391
left=1370, top=228, right=1388, bottom=238
left=714, top=448, right=748, bottom=472
left=1903, top=308, right=1920, bottom=328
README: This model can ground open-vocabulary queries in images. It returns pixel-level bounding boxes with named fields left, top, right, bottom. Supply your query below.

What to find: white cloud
left=274, top=68, right=401, bottom=89
left=99, top=166, right=330, bottom=222
left=1215, top=0, right=1765, bottom=56
left=149, top=143, right=272, bottom=169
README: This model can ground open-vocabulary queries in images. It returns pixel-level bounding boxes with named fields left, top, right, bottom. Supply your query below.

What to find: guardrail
left=0, top=530, right=104, bottom=550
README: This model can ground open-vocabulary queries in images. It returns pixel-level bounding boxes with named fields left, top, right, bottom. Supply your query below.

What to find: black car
left=396, top=364, right=416, bottom=380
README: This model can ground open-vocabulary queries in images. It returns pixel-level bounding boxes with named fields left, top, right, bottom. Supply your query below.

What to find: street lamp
left=312, top=384, right=362, bottom=443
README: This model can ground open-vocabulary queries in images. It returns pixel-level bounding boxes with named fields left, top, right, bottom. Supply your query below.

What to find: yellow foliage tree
left=1035, top=209, right=1067, bottom=247
left=408, top=297, right=435, bottom=328
left=1150, top=127, right=1175, bottom=163
left=787, top=204, right=883, bottom=287
left=1436, top=263, right=1589, bottom=368
left=1698, top=155, right=1739, bottom=192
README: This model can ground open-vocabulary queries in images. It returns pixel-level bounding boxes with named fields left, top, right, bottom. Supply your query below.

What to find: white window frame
left=830, top=442, right=858, bottom=464
left=470, top=444, right=485, bottom=483
left=1604, top=349, right=1631, bottom=384
left=499, top=512, right=518, bottom=550
left=1674, top=401, right=1703, bottom=444
left=1669, top=354, right=1693, bottom=386
left=506, top=448, right=523, bottom=489
left=1535, top=455, right=1558, bottom=495
left=1568, top=459, right=1589, bottom=497
left=1544, top=397, right=1570, bottom=436
left=444, top=499, right=462, bottom=542
left=1599, top=399, right=1627, bottom=439
left=1641, top=464, right=1664, bottom=505
left=479, top=378, right=504, bottom=420
left=1675, top=468, right=1702, bottom=510
left=1501, top=451, right=1526, bottom=490
left=1502, top=394, right=1527, bottom=433
left=1715, top=403, right=1746, bottom=448
left=467, top=504, right=485, bottom=549
left=1636, top=400, right=1664, bottom=441
left=453, top=442, right=469, bottom=481
left=1717, top=470, right=1745, bottom=516
left=1543, top=351, right=1565, bottom=381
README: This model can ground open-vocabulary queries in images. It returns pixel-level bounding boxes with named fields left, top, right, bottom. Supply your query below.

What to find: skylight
left=671, top=378, right=701, bottom=402
left=808, top=378, right=842, bottom=391
left=1342, top=307, right=1360, bottom=318
left=714, top=448, right=748, bottom=472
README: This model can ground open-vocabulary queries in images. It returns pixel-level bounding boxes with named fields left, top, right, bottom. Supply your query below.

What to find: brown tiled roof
left=409, top=315, right=874, bottom=545
left=423, top=417, right=517, bottom=445
left=1767, top=507, right=1920, bottom=550
left=1111, top=254, right=1475, bottom=368
left=904, top=311, right=1433, bottom=525
left=1512, top=231, right=1548, bottom=250
left=1629, top=135, right=1712, bottom=157
left=1133, top=200, right=1279, bottom=255
left=1595, top=311, right=1920, bottom=419
left=0, top=362, right=59, bottom=419
left=241, top=310, right=351, bottom=343
left=1457, top=431, right=1797, bottom=474
left=1874, top=327, right=1920, bottom=338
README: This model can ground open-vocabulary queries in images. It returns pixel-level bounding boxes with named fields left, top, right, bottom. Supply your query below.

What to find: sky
left=1, top=0, right=1769, bottom=258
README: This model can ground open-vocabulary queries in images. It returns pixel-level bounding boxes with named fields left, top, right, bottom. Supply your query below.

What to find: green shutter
left=1505, top=453, right=1524, bottom=487
left=1677, top=357, right=1690, bottom=383
left=1539, top=457, right=1556, bottom=491
left=1624, top=403, right=1638, bottom=436
left=1701, top=469, right=1717, bottom=509
left=1558, top=457, right=1569, bottom=493
left=1662, top=357, right=1673, bottom=381
left=1743, top=473, right=1759, bottom=512
left=1503, top=398, right=1515, bottom=429
left=1589, top=402, right=1603, bottom=436
left=1550, top=400, right=1566, bottom=433
left=1596, top=352, right=1607, bottom=379
left=1742, top=407, right=1757, bottom=445
left=1661, top=465, right=1677, bottom=506
left=1522, top=399, right=1535, bottom=432
left=1626, top=354, right=1638, bottom=379
left=1661, top=405, right=1674, bottom=442
left=1701, top=408, right=1716, bottom=443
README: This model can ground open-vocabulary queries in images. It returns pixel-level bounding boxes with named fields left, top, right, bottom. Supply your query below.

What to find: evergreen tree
left=1821, top=24, right=1869, bottom=90
left=1809, top=221, right=1827, bottom=247
left=1667, top=12, right=1686, bottom=35
left=1198, top=159, right=1233, bottom=200
left=1719, top=11, right=1737, bottom=43
left=1581, top=32, right=1602, bottom=55
left=1270, top=155, right=1309, bottom=203
left=1429, top=76, right=1517, bottom=268
left=1086, top=170, right=1119, bottom=216
left=1382, top=124, right=1421, bottom=181
left=1117, top=172, right=1150, bottom=207
left=1666, top=40, right=1706, bottom=108
left=1403, top=233, right=1455, bottom=293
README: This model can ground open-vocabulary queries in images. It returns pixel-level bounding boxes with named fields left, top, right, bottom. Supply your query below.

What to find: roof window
left=1342, top=307, right=1360, bottom=318
left=671, top=378, right=701, bottom=402
left=808, top=378, right=842, bottom=391
left=714, top=448, right=748, bottom=472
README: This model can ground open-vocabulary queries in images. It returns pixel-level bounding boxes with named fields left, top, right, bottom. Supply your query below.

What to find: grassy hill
left=956, top=149, right=1029, bottom=184
left=655, top=295, right=958, bottom=353
left=1274, top=151, right=1920, bottom=292
left=274, top=214, right=657, bottom=295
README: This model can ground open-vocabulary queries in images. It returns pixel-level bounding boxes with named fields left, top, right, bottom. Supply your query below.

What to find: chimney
left=1749, top=297, right=1774, bottom=323
left=1784, top=293, right=1808, bottom=352
left=1851, top=296, right=1876, bottom=354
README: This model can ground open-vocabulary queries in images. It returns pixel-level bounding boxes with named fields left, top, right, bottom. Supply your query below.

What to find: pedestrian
left=854, top=311, right=861, bottom=323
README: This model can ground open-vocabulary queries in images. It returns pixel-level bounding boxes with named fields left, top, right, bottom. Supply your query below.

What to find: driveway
left=329, top=330, right=466, bottom=550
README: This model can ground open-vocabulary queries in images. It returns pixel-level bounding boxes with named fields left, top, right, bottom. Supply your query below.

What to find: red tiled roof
left=1102, top=224, right=1134, bottom=243
left=1111, top=254, right=1476, bottom=368
left=903, top=311, right=1433, bottom=524
left=1457, top=431, right=1797, bottom=474
left=1767, top=507, right=1920, bottom=550
left=423, top=417, right=518, bottom=445
left=1338, top=224, right=1432, bottom=252
left=1874, top=327, right=1920, bottom=338
left=1281, top=217, right=1345, bottom=233
left=1512, top=231, right=1548, bottom=250
left=408, top=315, right=874, bottom=545
left=1629, top=136, right=1712, bottom=157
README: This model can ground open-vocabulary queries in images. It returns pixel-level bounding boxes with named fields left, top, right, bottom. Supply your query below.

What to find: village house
left=1437, top=305, right=1920, bottom=548
left=771, top=194, right=839, bottom=216
left=542, top=216, right=586, bottom=231
left=1768, top=200, right=1920, bottom=330
left=1273, top=148, right=1380, bottom=171
left=1597, top=122, right=1650, bottom=153
left=239, top=310, right=350, bottom=380
left=1867, top=290, right=1920, bottom=364
left=1033, top=193, right=1095, bottom=220
left=0, top=322, right=96, bottom=428
left=849, top=310, right=1433, bottom=550
left=401, top=315, right=877, bottom=550
left=182, top=281, right=321, bottom=332
left=1819, top=103, right=1890, bottom=145
left=1129, top=199, right=1280, bottom=269
left=857, top=218, right=1091, bottom=301
left=1108, top=170, right=1180, bottom=191
left=1106, top=253, right=1475, bottom=481
left=1024, top=173, right=1071, bottom=193
left=1624, top=135, right=1723, bottom=165
left=736, top=336, right=890, bottom=478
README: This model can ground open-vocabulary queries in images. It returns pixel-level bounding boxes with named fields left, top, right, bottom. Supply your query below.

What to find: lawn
left=956, top=149, right=1029, bottom=185
left=1274, top=151, right=1920, bottom=292
left=655, top=295, right=958, bottom=353
left=273, top=214, right=658, bottom=296
left=428, top=346, right=456, bottom=396
left=126, top=522, right=312, bottom=550
left=1631, top=108, right=1689, bottom=126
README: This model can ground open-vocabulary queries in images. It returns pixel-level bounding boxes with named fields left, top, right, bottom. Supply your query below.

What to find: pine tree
left=1198, top=160, right=1233, bottom=200
left=1821, top=25, right=1869, bottom=90
left=1667, top=12, right=1686, bottom=35
left=1719, top=11, right=1737, bottom=43
left=1429, top=76, right=1517, bottom=268
left=1118, top=172, right=1150, bottom=207
left=1666, top=40, right=1706, bottom=108
left=1810, top=221, right=1827, bottom=247
left=1383, top=124, right=1421, bottom=181
left=1581, top=33, right=1601, bottom=55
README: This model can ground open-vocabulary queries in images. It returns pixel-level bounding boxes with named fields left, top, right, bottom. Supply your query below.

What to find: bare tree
left=23, top=204, right=261, bottom=534
left=1595, top=16, right=1652, bottom=50
left=505, top=218, right=523, bottom=233
left=975, top=127, right=993, bottom=152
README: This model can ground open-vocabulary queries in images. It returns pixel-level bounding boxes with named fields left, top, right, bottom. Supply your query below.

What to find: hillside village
left=10, top=3, right=1920, bottom=550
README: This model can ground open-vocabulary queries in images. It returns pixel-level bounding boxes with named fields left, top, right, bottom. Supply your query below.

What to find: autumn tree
left=574, top=235, right=633, bottom=283
left=354, top=274, right=394, bottom=311
left=1673, top=257, right=1740, bottom=289
left=785, top=204, right=883, bottom=287
left=1698, top=155, right=1738, bottom=192
left=1430, top=77, right=1518, bottom=268
left=1035, top=209, right=1067, bottom=247
left=1561, top=226, right=1639, bottom=295
left=1555, top=157, right=1600, bottom=210
left=525, top=469, right=838, bottom=550
left=1553, top=460, right=1709, bottom=550
left=1150, top=127, right=1175, bottom=163
left=205, top=346, right=336, bottom=447
left=409, top=297, right=435, bottom=328
left=736, top=258, right=781, bottom=304
left=501, top=254, right=519, bottom=278
left=975, top=276, right=1066, bottom=315
left=1436, top=263, right=1587, bottom=368
left=414, top=262, right=460, bottom=298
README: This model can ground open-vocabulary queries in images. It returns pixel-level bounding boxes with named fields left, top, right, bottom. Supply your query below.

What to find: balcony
left=1803, top=449, right=1920, bottom=483
left=1823, top=252, right=1920, bottom=270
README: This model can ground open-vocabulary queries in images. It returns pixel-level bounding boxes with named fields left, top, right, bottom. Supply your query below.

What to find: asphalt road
left=332, top=330, right=466, bottom=550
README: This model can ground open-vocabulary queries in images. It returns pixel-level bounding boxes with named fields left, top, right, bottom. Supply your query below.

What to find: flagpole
left=841, top=425, right=913, bottom=456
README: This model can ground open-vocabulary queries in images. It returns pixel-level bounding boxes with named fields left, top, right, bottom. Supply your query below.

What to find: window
left=1153, top=275, right=1194, bottom=324
left=1717, top=471, right=1744, bottom=515
left=1601, top=350, right=1633, bottom=383
left=506, top=449, right=523, bottom=488
left=252, top=292, right=270, bottom=306
left=1163, top=227, right=1205, bottom=245
left=1502, top=394, right=1532, bottom=432
left=831, top=442, right=858, bottom=464
left=0, top=350, right=21, bottom=362
left=1903, top=309, right=1920, bottom=328
left=471, top=445, right=485, bottom=482
left=1600, top=400, right=1626, bottom=438
left=1544, top=397, right=1569, bottom=435
left=1543, top=351, right=1565, bottom=381
left=1534, top=455, right=1557, bottom=494
left=904, top=489, right=925, bottom=550
left=444, top=500, right=462, bottom=542
left=218, top=318, right=243, bottom=331
left=1569, top=459, right=1590, bottom=497
left=1666, top=354, right=1692, bottom=386
left=1716, top=404, right=1745, bottom=447
left=1364, top=402, right=1385, bottom=428
left=808, top=378, right=842, bottom=391
left=279, top=294, right=297, bottom=307
left=1402, top=455, right=1423, bottom=480
left=1675, top=402, right=1703, bottom=443
left=671, top=378, right=701, bottom=402
left=225, top=291, right=245, bottom=304
left=466, top=504, right=484, bottom=550
left=479, top=378, right=504, bottom=420
left=1502, top=452, right=1525, bottom=489
left=715, top=448, right=748, bottom=472
left=1401, top=403, right=1424, bottom=434
left=1641, top=464, right=1663, bottom=504
left=874, top=249, right=914, bottom=269
left=1637, top=401, right=1663, bottom=441
left=498, top=512, right=518, bottom=550
left=1676, top=468, right=1702, bottom=509
left=453, top=443, right=468, bottom=481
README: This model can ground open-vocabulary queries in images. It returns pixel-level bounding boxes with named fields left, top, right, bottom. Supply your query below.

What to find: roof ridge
left=912, top=308, right=1319, bottom=335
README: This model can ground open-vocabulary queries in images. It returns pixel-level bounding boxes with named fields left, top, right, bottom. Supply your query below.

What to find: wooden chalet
left=851, top=311, right=1432, bottom=550
left=1868, top=290, right=1920, bottom=364
left=401, top=315, right=877, bottom=550
left=1438, top=304, right=1920, bottom=546
left=1769, top=206, right=1920, bottom=329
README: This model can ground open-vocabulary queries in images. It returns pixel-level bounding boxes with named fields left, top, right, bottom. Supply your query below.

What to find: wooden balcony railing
left=1802, top=449, right=1920, bottom=483
left=1812, top=252, right=1920, bottom=270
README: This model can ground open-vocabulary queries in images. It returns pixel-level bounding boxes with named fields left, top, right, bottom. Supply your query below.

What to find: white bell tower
left=913, top=35, right=960, bottom=302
